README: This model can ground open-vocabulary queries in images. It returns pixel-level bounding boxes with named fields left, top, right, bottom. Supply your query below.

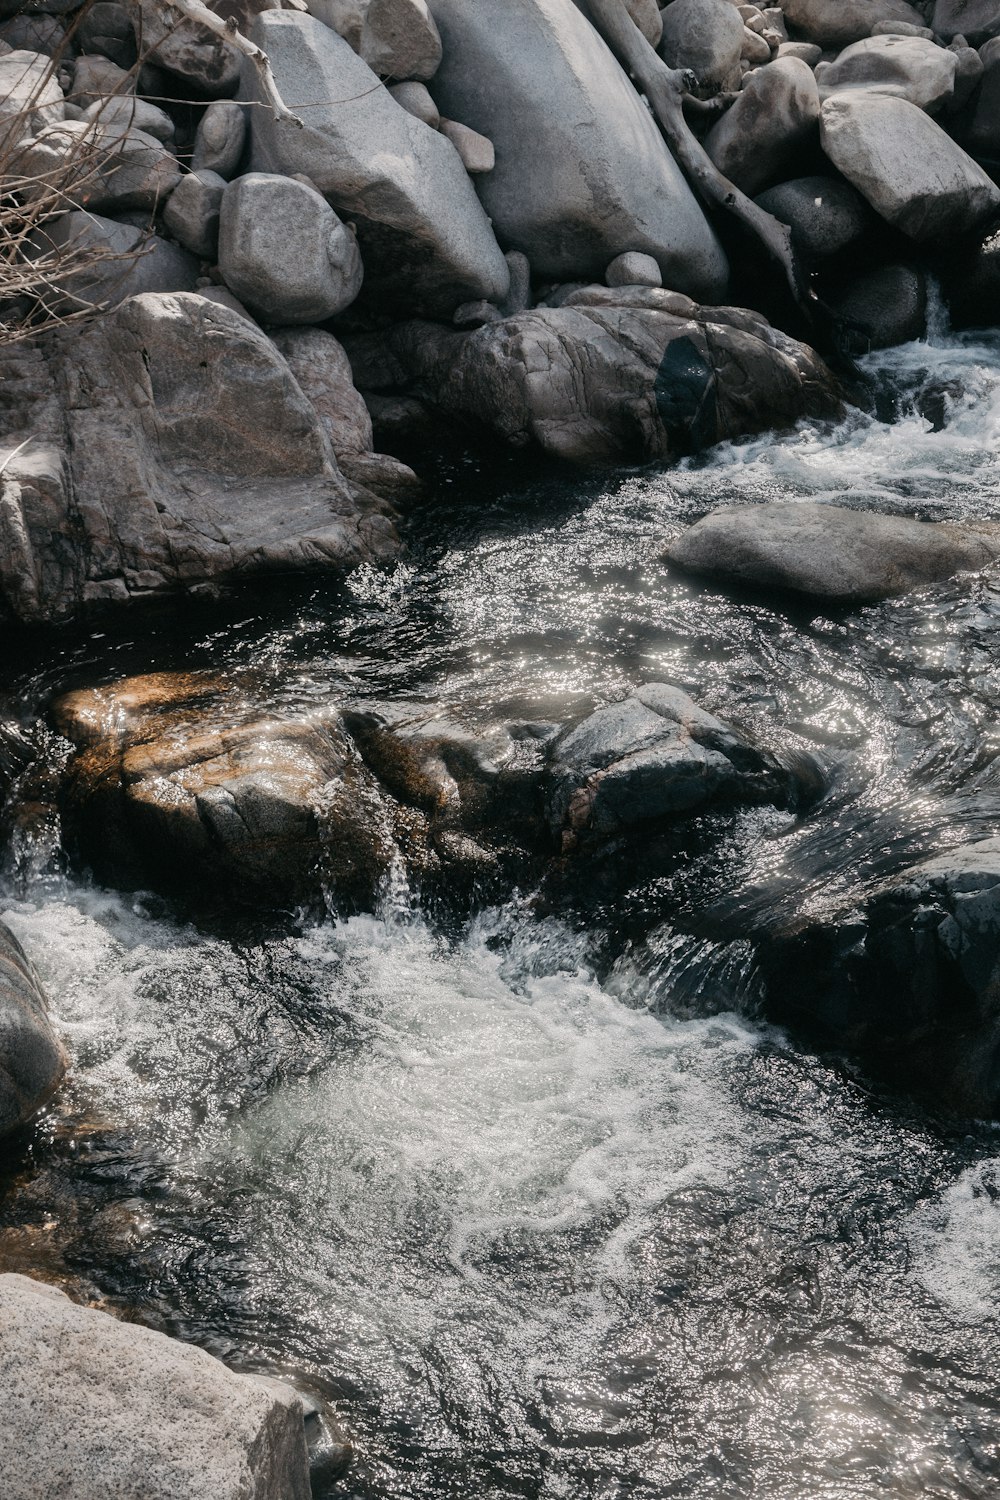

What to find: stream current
left=4, top=322, right=1000, bottom=1497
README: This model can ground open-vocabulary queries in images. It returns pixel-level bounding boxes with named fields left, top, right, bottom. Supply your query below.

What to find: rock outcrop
left=756, top=838, right=1000, bottom=1116
left=0, top=922, right=66, bottom=1137
left=345, top=290, right=840, bottom=464
left=0, top=292, right=397, bottom=622
left=426, top=0, right=730, bottom=298
left=666, top=502, right=1000, bottom=603
left=0, top=1273, right=311, bottom=1500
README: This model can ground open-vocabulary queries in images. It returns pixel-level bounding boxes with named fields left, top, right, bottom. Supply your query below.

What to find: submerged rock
left=547, top=683, right=822, bottom=852
left=666, top=501, right=1000, bottom=604
left=0, top=923, right=66, bottom=1138
left=756, top=838, right=1000, bottom=1116
left=344, top=291, right=840, bottom=464
left=0, top=292, right=397, bottom=622
left=426, top=0, right=730, bottom=299
left=0, top=1273, right=311, bottom=1500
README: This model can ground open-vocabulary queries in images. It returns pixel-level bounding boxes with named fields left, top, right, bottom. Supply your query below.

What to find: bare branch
left=150, top=0, right=304, bottom=127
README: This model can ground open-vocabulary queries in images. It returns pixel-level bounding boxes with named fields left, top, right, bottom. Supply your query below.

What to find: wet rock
left=190, top=99, right=247, bottom=179
left=704, top=57, right=821, bottom=196
left=780, top=0, right=926, bottom=49
left=943, top=225, right=1000, bottom=327
left=359, top=0, right=442, bottom=80
left=606, top=251, right=663, bottom=288
left=344, top=290, right=839, bottom=464
left=815, top=34, right=958, bottom=111
left=756, top=837, right=1000, bottom=1116
left=754, top=174, right=873, bottom=259
left=162, top=168, right=226, bottom=260
left=820, top=92, right=1000, bottom=241
left=828, top=262, right=927, bottom=350
left=0, top=1273, right=311, bottom=1500
left=31, top=211, right=200, bottom=312
left=0, top=924, right=66, bottom=1138
left=132, top=0, right=240, bottom=93
left=932, top=0, right=1000, bottom=45
left=547, top=683, right=819, bottom=850
left=218, top=173, right=363, bottom=323
left=666, top=501, right=1000, bottom=603
left=659, top=0, right=745, bottom=92
left=243, top=11, right=509, bottom=317
left=0, top=293, right=396, bottom=622
left=427, top=0, right=729, bottom=299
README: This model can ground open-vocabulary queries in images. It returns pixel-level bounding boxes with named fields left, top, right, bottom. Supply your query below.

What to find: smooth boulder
left=932, top=0, right=1000, bottom=45
left=820, top=91, right=1000, bottom=241
left=754, top=175, right=873, bottom=259
left=659, top=0, right=745, bottom=92
left=242, top=11, right=509, bottom=317
left=828, top=262, right=928, bottom=350
left=162, top=168, right=225, bottom=260
left=547, top=682, right=820, bottom=850
left=426, top=0, right=729, bottom=298
left=815, top=34, right=958, bottom=111
left=30, top=211, right=200, bottom=312
left=0, top=1273, right=311, bottom=1500
left=190, top=99, right=246, bottom=178
left=218, top=173, right=363, bottom=323
left=704, top=57, right=821, bottom=197
left=0, top=922, right=66, bottom=1137
left=780, top=0, right=926, bottom=48
left=756, top=838, right=1000, bottom=1116
left=666, top=501, right=1000, bottom=603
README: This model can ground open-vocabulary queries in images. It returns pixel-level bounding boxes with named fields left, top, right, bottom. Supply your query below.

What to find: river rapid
left=4, top=319, right=1000, bottom=1498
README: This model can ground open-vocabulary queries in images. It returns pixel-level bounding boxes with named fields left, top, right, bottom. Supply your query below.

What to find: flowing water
left=5, top=322, right=1000, bottom=1497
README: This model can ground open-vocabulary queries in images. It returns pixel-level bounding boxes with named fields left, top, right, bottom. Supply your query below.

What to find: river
left=2, top=316, right=1000, bottom=1498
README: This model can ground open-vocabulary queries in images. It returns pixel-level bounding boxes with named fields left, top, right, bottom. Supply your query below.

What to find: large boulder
left=344, top=289, right=840, bottom=464
left=754, top=174, right=874, bottom=259
left=15, top=121, right=181, bottom=216
left=425, top=0, right=729, bottom=299
left=0, top=1273, right=311, bottom=1500
left=780, top=0, right=926, bottom=48
left=756, top=838, right=1000, bottom=1115
left=28, top=211, right=200, bottom=313
left=162, top=167, right=226, bottom=260
left=827, top=262, right=928, bottom=350
left=132, top=0, right=241, bottom=93
left=0, top=923, right=66, bottom=1137
left=815, top=34, right=958, bottom=111
left=0, top=49, right=64, bottom=152
left=218, top=173, right=363, bottom=323
left=704, top=57, right=821, bottom=197
left=547, top=682, right=821, bottom=851
left=820, top=91, right=1000, bottom=241
left=0, top=293, right=397, bottom=622
left=964, top=36, right=1000, bottom=160
left=241, top=11, right=509, bottom=317
left=666, top=501, right=1000, bottom=602
left=359, top=0, right=442, bottom=79
left=659, top=0, right=745, bottom=92
left=932, top=0, right=1000, bottom=45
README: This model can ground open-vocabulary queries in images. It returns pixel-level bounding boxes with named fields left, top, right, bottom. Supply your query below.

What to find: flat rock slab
left=667, top=501, right=1000, bottom=603
left=756, top=837, right=1000, bottom=1116
left=0, top=1273, right=310, bottom=1500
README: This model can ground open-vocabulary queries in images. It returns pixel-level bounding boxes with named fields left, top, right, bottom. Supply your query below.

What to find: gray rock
left=0, top=293, right=397, bottom=622
left=270, top=325, right=375, bottom=453
left=243, top=11, right=510, bottom=316
left=0, top=15, right=68, bottom=57
left=870, top=18, right=934, bottom=36
left=943, top=224, right=1000, bottom=326
left=193, top=282, right=255, bottom=321
left=163, top=168, right=226, bottom=259
left=626, top=0, right=662, bottom=45
left=360, top=0, right=442, bottom=79
left=780, top=0, right=926, bottom=48
left=815, top=34, right=958, bottom=110
left=659, top=0, right=745, bottom=91
left=66, top=52, right=133, bottom=107
left=30, top=211, right=200, bottom=311
left=190, top=99, right=247, bottom=178
left=73, top=1, right=136, bottom=67
left=829, top=261, right=927, bottom=350
left=439, top=117, right=494, bottom=172
left=754, top=174, right=873, bottom=258
left=705, top=56, right=821, bottom=196
left=0, top=922, right=66, bottom=1137
left=742, top=25, right=773, bottom=62
left=820, top=91, right=1000, bottom=240
left=17, top=121, right=181, bottom=215
left=932, top=0, right=1000, bottom=44
left=344, top=293, right=839, bottom=464
left=502, top=248, right=532, bottom=314
left=306, top=0, right=366, bottom=48
left=427, top=0, right=729, bottom=299
left=777, top=39, right=823, bottom=63
left=606, top=250, right=663, bottom=287
left=666, top=500, right=1000, bottom=602
left=0, top=1272, right=311, bottom=1500
left=83, top=93, right=176, bottom=143
left=0, top=49, right=64, bottom=153
left=218, top=172, right=363, bottom=323
left=387, top=78, right=439, bottom=125
left=756, top=837, right=1000, bottom=1116
left=132, top=0, right=240, bottom=93
left=547, top=682, right=817, bottom=848
left=946, top=39, right=985, bottom=113
left=964, top=36, right=1000, bottom=158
